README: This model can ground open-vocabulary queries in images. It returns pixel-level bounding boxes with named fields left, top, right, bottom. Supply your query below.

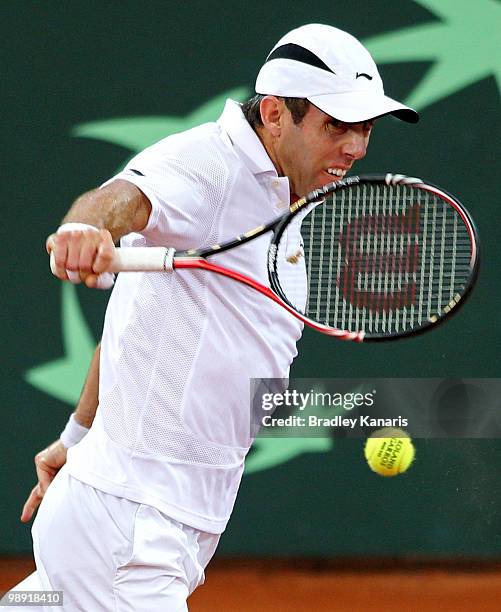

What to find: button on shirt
left=66, top=100, right=304, bottom=534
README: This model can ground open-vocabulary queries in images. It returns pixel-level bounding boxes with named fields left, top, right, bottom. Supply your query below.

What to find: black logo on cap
left=356, top=72, right=373, bottom=80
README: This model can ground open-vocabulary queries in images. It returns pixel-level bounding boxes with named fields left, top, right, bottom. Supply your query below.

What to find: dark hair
left=241, top=94, right=310, bottom=129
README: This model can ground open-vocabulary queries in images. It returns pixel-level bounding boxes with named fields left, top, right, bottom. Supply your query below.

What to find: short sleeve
left=102, top=126, right=231, bottom=250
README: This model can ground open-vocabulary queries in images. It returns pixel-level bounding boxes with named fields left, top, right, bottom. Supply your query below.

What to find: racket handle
left=111, top=247, right=175, bottom=272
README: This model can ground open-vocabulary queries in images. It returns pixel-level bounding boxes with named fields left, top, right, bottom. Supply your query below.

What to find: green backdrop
left=2, top=0, right=500, bottom=556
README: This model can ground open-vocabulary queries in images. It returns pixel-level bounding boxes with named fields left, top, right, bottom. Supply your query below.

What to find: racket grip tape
left=111, top=247, right=175, bottom=272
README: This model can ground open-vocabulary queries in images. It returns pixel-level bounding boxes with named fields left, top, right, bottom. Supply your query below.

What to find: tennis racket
left=110, top=173, right=479, bottom=342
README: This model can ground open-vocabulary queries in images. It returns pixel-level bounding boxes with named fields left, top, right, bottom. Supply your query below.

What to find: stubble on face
left=272, top=105, right=362, bottom=198
left=257, top=98, right=372, bottom=201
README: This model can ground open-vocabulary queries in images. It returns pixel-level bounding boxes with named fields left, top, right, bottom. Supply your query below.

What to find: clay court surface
left=2, top=558, right=501, bottom=611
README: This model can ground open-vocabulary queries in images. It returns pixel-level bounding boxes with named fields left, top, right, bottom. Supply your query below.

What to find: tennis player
left=14, top=24, right=417, bottom=610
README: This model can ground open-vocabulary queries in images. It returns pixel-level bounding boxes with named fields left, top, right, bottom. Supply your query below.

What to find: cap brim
left=308, top=91, right=419, bottom=124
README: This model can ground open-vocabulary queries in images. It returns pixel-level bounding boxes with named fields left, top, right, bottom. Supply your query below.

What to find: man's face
left=272, top=102, right=374, bottom=198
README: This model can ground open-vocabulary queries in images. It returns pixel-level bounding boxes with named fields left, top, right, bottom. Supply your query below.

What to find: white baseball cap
left=255, top=24, right=418, bottom=123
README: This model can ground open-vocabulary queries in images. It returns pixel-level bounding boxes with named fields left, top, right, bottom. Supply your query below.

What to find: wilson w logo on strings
left=337, top=204, right=421, bottom=312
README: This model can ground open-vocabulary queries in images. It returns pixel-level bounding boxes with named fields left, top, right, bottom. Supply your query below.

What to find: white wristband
left=54, top=223, right=116, bottom=289
left=59, top=413, right=90, bottom=449
left=58, top=222, right=99, bottom=232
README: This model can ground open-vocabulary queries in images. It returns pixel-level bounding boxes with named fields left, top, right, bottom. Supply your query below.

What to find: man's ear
left=259, top=96, right=285, bottom=137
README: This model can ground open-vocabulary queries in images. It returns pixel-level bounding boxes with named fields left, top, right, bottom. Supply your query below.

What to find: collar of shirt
left=217, top=99, right=290, bottom=212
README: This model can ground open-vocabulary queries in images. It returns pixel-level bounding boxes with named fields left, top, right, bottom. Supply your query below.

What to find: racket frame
left=267, top=174, right=480, bottom=341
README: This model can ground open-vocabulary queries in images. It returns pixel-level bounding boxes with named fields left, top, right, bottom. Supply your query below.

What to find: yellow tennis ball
left=364, top=427, right=415, bottom=477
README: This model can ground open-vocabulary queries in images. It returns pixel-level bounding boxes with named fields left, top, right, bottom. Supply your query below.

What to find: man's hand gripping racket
left=53, top=174, right=480, bottom=342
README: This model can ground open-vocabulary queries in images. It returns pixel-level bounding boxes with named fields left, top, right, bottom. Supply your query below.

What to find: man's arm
left=47, top=179, right=152, bottom=288
left=20, top=343, right=101, bottom=523
left=72, top=342, right=101, bottom=428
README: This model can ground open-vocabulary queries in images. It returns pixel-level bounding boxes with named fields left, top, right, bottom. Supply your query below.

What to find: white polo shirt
left=66, top=100, right=304, bottom=534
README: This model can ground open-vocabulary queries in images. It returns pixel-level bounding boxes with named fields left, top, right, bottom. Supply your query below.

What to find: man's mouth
left=326, top=168, right=347, bottom=179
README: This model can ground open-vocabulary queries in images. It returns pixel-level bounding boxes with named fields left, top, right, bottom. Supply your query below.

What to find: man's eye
left=329, top=119, right=347, bottom=130
left=328, top=119, right=373, bottom=132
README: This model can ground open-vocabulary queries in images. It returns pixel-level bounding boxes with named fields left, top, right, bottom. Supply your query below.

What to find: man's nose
left=341, top=129, right=368, bottom=161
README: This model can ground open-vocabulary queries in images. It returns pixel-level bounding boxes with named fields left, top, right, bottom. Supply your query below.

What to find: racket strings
left=276, top=184, right=473, bottom=335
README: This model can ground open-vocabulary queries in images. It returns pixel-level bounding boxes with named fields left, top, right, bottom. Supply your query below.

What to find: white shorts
left=8, top=466, right=220, bottom=611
